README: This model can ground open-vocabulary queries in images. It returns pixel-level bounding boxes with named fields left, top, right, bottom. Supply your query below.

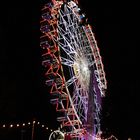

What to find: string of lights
left=0, top=120, right=53, bottom=132
left=0, top=120, right=118, bottom=140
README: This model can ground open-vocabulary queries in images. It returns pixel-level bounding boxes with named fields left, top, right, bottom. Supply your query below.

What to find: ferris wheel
left=40, top=0, right=107, bottom=139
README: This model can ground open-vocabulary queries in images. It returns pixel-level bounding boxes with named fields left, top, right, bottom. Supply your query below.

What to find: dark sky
left=0, top=0, right=139, bottom=139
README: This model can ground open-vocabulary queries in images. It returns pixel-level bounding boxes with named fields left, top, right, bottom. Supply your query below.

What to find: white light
left=17, top=124, right=19, bottom=127
left=28, top=122, right=31, bottom=125
left=10, top=124, right=13, bottom=127
left=3, top=124, right=5, bottom=127
left=83, top=65, right=88, bottom=72
left=23, top=123, right=25, bottom=126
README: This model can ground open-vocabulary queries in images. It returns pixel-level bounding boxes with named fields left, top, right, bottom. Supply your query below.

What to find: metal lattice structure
left=40, top=0, right=107, bottom=139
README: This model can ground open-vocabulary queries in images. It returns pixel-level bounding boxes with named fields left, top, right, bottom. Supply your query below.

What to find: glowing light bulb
left=10, top=124, right=13, bottom=127
left=3, top=124, right=5, bottom=127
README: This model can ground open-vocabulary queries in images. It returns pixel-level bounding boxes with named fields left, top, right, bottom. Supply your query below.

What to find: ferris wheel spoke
left=59, top=10, right=69, bottom=28
left=59, top=6, right=73, bottom=26
left=59, top=7, right=89, bottom=60
left=58, top=25, right=77, bottom=53
left=72, top=86, right=88, bottom=118
left=65, top=75, right=78, bottom=87
left=58, top=41, right=75, bottom=61
left=64, top=5, right=73, bottom=25
left=74, top=80, right=88, bottom=99
left=59, top=9, right=81, bottom=52
left=61, top=56, right=74, bottom=67
left=58, top=22, right=80, bottom=55
left=67, top=25, right=82, bottom=53
left=72, top=94, right=87, bottom=121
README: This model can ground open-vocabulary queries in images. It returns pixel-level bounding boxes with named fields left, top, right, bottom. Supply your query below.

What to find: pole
left=31, top=120, right=35, bottom=140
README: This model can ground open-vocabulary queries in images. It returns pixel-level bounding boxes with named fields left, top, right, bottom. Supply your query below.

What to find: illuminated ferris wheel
left=40, top=0, right=107, bottom=139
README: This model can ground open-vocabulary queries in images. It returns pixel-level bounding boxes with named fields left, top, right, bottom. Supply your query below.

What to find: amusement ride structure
left=40, top=0, right=109, bottom=139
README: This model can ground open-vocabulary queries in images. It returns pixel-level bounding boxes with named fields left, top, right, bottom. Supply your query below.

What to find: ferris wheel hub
left=73, top=56, right=90, bottom=90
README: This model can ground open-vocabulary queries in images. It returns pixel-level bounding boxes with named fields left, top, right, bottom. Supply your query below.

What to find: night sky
left=0, top=0, right=139, bottom=139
